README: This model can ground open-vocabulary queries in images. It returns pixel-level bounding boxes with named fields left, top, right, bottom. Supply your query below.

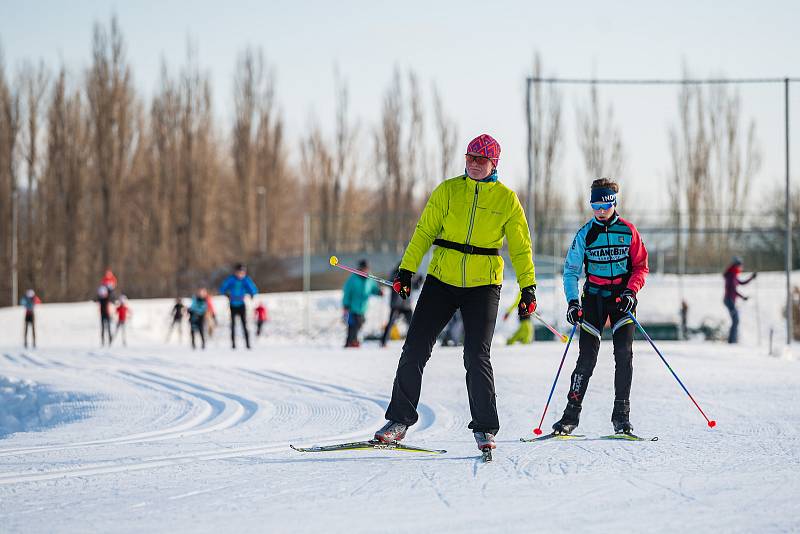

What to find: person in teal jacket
left=342, top=259, right=383, bottom=347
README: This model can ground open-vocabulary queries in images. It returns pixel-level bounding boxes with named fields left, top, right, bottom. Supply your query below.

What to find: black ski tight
left=385, top=276, right=501, bottom=435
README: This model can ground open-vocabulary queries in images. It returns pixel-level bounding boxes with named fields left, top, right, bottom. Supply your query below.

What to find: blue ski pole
left=626, top=311, right=716, bottom=428
left=532, top=322, right=579, bottom=435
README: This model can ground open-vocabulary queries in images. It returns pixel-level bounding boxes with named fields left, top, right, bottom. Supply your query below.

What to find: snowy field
left=0, top=273, right=798, bottom=533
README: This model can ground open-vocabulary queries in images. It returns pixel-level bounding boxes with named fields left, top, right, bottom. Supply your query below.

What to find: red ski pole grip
left=392, top=280, right=402, bottom=294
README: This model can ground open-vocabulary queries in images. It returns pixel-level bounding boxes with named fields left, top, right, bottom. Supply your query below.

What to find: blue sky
left=1, top=0, right=798, bottom=208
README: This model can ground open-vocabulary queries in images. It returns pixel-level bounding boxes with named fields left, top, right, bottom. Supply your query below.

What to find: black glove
left=518, top=285, right=537, bottom=318
left=393, top=269, right=414, bottom=300
left=566, top=299, right=583, bottom=325
left=616, top=289, right=637, bottom=314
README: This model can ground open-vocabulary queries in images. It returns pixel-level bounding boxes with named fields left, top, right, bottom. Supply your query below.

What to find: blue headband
left=590, top=187, right=617, bottom=204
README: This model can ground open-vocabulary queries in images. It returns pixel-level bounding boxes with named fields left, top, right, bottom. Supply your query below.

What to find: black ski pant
left=346, top=313, right=365, bottom=346
left=565, top=291, right=635, bottom=408
left=724, top=297, right=739, bottom=343
left=24, top=314, right=36, bottom=348
left=191, top=317, right=206, bottom=349
left=100, top=315, right=113, bottom=346
left=380, top=308, right=413, bottom=345
left=229, top=304, right=250, bottom=349
left=385, top=276, right=501, bottom=435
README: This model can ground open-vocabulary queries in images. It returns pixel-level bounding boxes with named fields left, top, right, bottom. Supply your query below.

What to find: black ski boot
left=612, top=400, right=633, bottom=434
left=552, top=402, right=582, bottom=435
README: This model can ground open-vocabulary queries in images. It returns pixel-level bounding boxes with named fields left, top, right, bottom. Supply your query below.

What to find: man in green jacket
left=342, top=259, right=383, bottom=347
left=374, top=134, right=537, bottom=453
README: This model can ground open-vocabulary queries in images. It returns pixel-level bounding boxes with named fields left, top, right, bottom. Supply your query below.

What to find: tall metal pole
left=525, top=78, right=535, bottom=248
left=785, top=78, right=793, bottom=345
left=11, top=189, right=19, bottom=306
left=303, top=213, right=311, bottom=333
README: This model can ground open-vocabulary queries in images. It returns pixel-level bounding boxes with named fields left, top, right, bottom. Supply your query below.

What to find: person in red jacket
left=723, top=257, right=757, bottom=344
left=21, top=289, right=41, bottom=349
left=114, top=295, right=131, bottom=347
left=254, top=302, right=268, bottom=337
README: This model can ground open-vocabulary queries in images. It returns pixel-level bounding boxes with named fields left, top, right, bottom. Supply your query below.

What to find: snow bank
left=0, top=376, right=94, bottom=438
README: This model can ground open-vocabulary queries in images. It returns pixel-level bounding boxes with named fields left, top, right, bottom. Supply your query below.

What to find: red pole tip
left=533, top=428, right=543, bottom=435
left=708, top=420, right=716, bottom=428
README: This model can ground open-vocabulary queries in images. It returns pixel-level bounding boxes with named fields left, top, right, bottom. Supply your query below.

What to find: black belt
left=433, top=239, right=500, bottom=256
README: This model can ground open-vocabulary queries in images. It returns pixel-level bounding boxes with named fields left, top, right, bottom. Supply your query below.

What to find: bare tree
left=0, top=47, right=22, bottom=305
left=86, top=16, right=137, bottom=273
left=431, top=82, right=458, bottom=186
left=575, top=81, right=625, bottom=182
left=18, top=60, right=49, bottom=293
left=668, top=68, right=762, bottom=264
left=528, top=53, right=564, bottom=255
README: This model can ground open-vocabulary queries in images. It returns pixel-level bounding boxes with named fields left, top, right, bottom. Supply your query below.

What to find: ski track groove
left=0, top=359, right=442, bottom=485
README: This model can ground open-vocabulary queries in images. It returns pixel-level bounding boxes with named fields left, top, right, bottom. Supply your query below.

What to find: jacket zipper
left=462, top=182, right=479, bottom=287
left=605, top=225, right=614, bottom=280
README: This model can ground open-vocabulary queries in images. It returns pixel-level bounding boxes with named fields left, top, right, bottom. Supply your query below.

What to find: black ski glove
left=616, top=289, right=637, bottom=314
left=518, top=285, right=537, bottom=318
left=393, top=269, right=414, bottom=300
left=566, top=300, right=583, bottom=325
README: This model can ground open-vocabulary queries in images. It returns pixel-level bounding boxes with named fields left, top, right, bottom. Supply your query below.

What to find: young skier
left=342, top=259, right=383, bottom=347
left=254, top=301, right=268, bottom=337
left=113, top=295, right=130, bottom=347
left=166, top=297, right=185, bottom=343
left=20, top=289, right=41, bottom=349
left=554, top=178, right=649, bottom=436
left=503, top=291, right=533, bottom=345
left=220, top=263, right=258, bottom=349
left=373, top=134, right=536, bottom=454
left=188, top=289, right=209, bottom=350
left=96, top=285, right=113, bottom=346
left=723, top=257, right=757, bottom=344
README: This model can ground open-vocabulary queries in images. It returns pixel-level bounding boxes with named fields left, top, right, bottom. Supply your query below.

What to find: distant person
left=20, top=289, right=41, bottom=349
left=101, top=268, right=118, bottom=299
left=166, top=297, right=186, bottom=343
left=380, top=263, right=419, bottom=347
left=188, top=288, right=209, bottom=350
left=205, top=291, right=217, bottom=339
left=723, top=256, right=757, bottom=344
left=342, top=259, right=383, bottom=347
left=113, top=295, right=131, bottom=347
left=220, top=263, right=258, bottom=349
left=96, top=285, right=113, bottom=346
left=680, top=300, right=689, bottom=340
left=504, top=291, right=533, bottom=345
left=254, top=301, right=268, bottom=337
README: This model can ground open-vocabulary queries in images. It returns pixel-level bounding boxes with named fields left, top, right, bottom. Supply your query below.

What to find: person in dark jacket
left=220, top=263, right=258, bottom=349
left=166, top=297, right=185, bottom=343
left=96, top=285, right=113, bottom=346
left=723, top=257, right=757, bottom=344
left=380, top=264, right=420, bottom=347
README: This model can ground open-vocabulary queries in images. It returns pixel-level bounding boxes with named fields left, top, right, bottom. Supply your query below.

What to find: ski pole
left=532, top=310, right=569, bottom=343
left=626, top=311, right=716, bottom=428
left=532, top=322, right=578, bottom=435
left=329, top=256, right=396, bottom=289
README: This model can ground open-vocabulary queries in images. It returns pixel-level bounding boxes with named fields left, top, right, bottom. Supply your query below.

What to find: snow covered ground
left=0, top=273, right=798, bottom=533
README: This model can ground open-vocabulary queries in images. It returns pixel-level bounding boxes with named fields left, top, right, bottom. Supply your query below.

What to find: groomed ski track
left=0, top=286, right=798, bottom=533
